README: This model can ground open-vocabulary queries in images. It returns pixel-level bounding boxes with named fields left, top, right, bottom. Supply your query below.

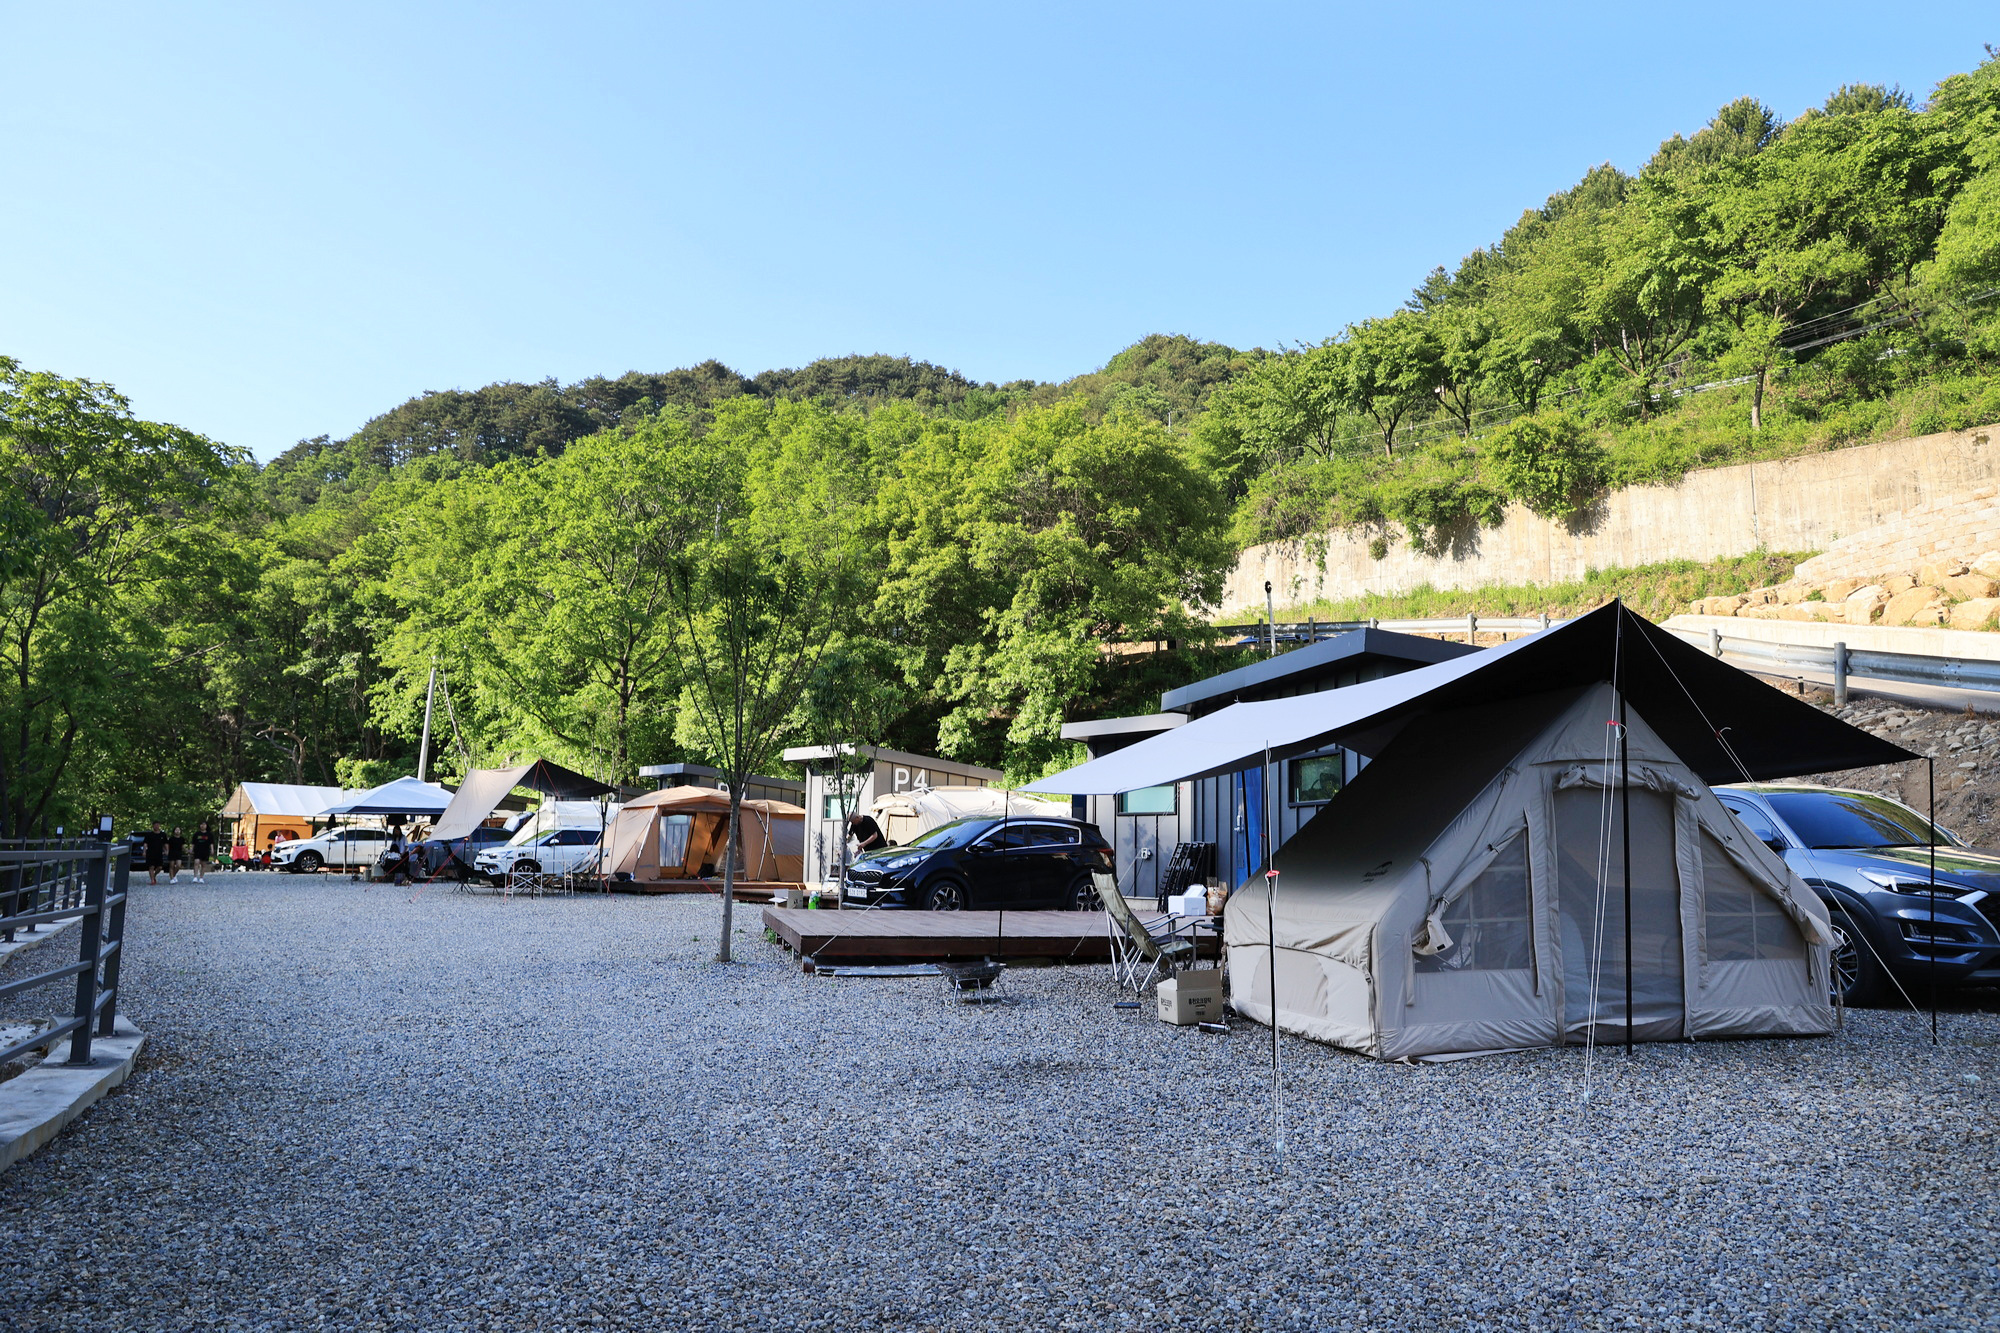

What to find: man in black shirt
left=846, top=812, right=888, bottom=854
left=191, top=823, right=215, bottom=883
left=166, top=828, right=187, bottom=883
left=142, top=823, right=167, bottom=886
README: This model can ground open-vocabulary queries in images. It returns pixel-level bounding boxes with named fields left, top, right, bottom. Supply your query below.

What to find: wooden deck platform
left=761, top=907, right=1218, bottom=964
left=614, top=879, right=804, bottom=901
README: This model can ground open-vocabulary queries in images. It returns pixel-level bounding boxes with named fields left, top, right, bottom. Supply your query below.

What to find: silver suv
left=473, top=828, right=602, bottom=881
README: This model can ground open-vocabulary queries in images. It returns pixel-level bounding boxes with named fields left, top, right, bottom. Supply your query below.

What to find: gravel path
left=0, top=873, right=1995, bottom=1331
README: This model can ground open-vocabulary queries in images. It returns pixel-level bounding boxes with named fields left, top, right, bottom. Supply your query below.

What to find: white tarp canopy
left=429, top=761, right=617, bottom=842
left=1225, top=682, right=1837, bottom=1059
left=1024, top=603, right=1911, bottom=794
left=222, top=783, right=360, bottom=820
left=320, top=776, right=454, bottom=819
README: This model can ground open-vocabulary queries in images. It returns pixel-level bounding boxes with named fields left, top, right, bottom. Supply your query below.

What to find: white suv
left=473, top=828, right=602, bottom=881
left=272, top=828, right=393, bottom=873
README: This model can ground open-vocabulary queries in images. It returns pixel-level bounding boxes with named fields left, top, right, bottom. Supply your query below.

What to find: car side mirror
left=1762, top=836, right=1787, bottom=854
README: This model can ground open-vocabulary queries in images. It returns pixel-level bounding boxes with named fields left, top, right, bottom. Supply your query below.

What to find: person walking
left=165, top=827, right=187, bottom=883
left=191, top=822, right=215, bottom=883
left=142, top=822, right=167, bottom=886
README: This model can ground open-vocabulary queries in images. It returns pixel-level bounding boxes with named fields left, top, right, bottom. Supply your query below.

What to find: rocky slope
left=1797, top=691, right=1997, bottom=839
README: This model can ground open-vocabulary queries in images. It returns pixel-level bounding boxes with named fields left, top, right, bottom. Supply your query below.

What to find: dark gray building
left=1061, top=629, right=1477, bottom=900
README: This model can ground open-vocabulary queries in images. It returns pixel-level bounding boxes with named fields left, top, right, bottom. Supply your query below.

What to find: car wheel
left=1829, top=910, right=1887, bottom=1007
left=924, top=878, right=968, bottom=911
left=513, top=860, right=541, bottom=875
left=295, top=851, right=323, bottom=873
left=1065, top=873, right=1100, bottom=911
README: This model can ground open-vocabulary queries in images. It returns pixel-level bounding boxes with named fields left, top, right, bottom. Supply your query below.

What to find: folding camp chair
left=1094, top=872, right=1200, bottom=993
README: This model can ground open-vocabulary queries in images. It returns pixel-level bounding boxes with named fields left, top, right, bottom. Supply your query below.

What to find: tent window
left=1415, top=832, right=1532, bottom=973
left=657, top=814, right=692, bottom=868
left=1701, top=833, right=1804, bottom=962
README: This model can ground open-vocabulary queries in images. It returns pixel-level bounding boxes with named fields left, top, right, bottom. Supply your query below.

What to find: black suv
left=842, top=816, right=1114, bottom=910
left=1716, top=784, right=2000, bottom=1005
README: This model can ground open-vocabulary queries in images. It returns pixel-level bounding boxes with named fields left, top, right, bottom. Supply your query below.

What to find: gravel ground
left=0, top=873, right=1995, bottom=1332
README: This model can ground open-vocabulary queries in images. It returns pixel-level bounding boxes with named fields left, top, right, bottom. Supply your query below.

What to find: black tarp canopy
left=428, top=760, right=616, bottom=842
left=1026, top=603, right=1916, bottom=793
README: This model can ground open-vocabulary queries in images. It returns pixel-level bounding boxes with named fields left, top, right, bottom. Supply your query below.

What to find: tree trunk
left=718, top=784, right=740, bottom=962
left=1750, top=367, right=1766, bottom=432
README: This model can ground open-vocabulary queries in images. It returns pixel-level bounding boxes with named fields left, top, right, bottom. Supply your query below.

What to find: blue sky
left=3, top=3, right=1992, bottom=459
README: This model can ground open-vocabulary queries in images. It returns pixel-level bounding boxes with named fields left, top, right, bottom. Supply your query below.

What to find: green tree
left=666, top=398, right=865, bottom=960
left=874, top=400, right=1230, bottom=778
left=379, top=417, right=712, bottom=784
left=1697, top=101, right=1958, bottom=425
left=0, top=359, right=239, bottom=833
left=1341, top=313, right=1442, bottom=456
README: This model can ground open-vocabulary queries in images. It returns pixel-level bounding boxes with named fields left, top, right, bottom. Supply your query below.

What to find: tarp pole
left=416, top=665, right=437, bottom=784
left=1264, top=742, right=1281, bottom=1161
left=1618, top=604, right=1634, bottom=1058
left=1928, top=756, right=1938, bottom=1045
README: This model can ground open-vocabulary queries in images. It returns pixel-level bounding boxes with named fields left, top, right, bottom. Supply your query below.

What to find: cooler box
left=1168, top=890, right=1209, bottom=917
left=1157, top=971, right=1224, bottom=1026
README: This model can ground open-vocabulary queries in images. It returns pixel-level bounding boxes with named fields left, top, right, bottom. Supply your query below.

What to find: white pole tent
left=1026, top=603, right=1917, bottom=1061
left=319, top=776, right=456, bottom=822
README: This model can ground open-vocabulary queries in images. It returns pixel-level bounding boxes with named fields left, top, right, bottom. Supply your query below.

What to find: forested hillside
left=5, top=54, right=1999, bottom=833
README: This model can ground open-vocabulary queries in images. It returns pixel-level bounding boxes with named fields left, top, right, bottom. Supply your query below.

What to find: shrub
left=1484, top=413, right=1605, bottom=517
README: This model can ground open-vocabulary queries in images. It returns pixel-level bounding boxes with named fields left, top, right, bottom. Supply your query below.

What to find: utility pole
left=1265, top=581, right=1277, bottom=658
left=416, top=665, right=438, bottom=783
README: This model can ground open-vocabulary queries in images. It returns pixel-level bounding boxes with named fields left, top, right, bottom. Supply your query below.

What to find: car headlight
left=875, top=853, right=927, bottom=872
left=1861, top=869, right=1963, bottom=897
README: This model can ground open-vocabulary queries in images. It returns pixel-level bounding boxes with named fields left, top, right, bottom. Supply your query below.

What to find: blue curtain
left=1230, top=765, right=1266, bottom=888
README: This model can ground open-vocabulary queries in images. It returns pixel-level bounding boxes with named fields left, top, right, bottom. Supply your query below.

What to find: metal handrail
left=0, top=841, right=132, bottom=1068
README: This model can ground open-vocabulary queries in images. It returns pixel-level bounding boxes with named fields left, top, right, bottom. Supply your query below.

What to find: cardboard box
left=1157, top=971, right=1225, bottom=1026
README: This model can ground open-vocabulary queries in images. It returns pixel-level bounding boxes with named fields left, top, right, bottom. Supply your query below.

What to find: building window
left=1288, top=751, right=1345, bottom=806
left=819, top=772, right=863, bottom=821
left=1117, top=786, right=1177, bottom=815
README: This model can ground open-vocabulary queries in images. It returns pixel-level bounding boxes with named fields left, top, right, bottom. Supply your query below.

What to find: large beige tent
left=1026, top=604, right=1908, bottom=1060
left=864, top=786, right=1070, bottom=847
left=1225, top=683, right=1838, bottom=1059
left=603, top=787, right=806, bottom=885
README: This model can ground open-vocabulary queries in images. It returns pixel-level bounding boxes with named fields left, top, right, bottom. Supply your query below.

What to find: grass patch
left=1271, top=551, right=1812, bottom=625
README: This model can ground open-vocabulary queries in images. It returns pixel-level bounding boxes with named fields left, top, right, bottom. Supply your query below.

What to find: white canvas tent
left=865, top=786, right=1071, bottom=846
left=1225, top=683, right=1838, bottom=1058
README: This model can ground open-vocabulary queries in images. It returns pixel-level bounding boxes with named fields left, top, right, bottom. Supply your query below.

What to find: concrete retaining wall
left=1794, top=486, right=2000, bottom=584
left=1221, top=423, right=2000, bottom=616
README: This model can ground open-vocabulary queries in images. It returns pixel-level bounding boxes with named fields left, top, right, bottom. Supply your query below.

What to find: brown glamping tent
left=1027, top=603, right=1916, bottom=1059
left=603, top=787, right=807, bottom=896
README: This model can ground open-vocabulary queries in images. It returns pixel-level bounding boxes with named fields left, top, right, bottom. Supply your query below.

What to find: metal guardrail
left=1209, top=615, right=2000, bottom=700
left=0, top=839, right=132, bottom=1068
left=1672, top=628, right=2000, bottom=702
left=1213, top=614, right=1564, bottom=646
